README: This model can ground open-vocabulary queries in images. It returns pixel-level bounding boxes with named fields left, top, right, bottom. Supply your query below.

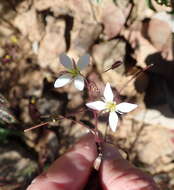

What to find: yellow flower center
left=105, top=101, right=116, bottom=112
left=68, top=68, right=80, bottom=77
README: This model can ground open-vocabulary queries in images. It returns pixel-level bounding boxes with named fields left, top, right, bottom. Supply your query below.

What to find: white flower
left=86, top=83, right=137, bottom=132
left=54, top=54, right=90, bottom=91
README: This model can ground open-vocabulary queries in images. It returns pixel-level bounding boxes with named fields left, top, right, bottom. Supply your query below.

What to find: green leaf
left=156, top=0, right=170, bottom=6
left=146, top=0, right=155, bottom=10
left=0, top=126, right=23, bottom=143
left=146, top=0, right=174, bottom=14
left=0, top=127, right=10, bottom=141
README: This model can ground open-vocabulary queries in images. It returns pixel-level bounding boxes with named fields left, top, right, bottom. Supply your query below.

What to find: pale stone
left=134, top=104, right=174, bottom=129
left=14, top=8, right=44, bottom=42
left=148, top=18, right=172, bottom=50
left=38, top=17, right=66, bottom=71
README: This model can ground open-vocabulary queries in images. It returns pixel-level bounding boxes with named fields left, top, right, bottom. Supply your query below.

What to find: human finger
left=27, top=133, right=97, bottom=190
left=100, top=144, right=159, bottom=190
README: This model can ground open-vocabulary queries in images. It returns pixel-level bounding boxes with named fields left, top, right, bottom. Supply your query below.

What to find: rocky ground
left=0, top=0, right=174, bottom=189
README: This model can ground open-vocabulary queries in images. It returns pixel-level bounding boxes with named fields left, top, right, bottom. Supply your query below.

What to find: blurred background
left=0, top=0, right=174, bottom=189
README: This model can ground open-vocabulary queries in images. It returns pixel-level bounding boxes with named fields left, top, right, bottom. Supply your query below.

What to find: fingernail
left=85, top=129, right=90, bottom=133
left=31, top=178, right=37, bottom=184
left=93, top=155, right=102, bottom=170
left=26, top=186, right=32, bottom=190
left=26, top=178, right=37, bottom=190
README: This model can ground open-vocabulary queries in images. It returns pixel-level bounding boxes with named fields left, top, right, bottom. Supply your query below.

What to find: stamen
left=105, top=101, right=116, bottom=112
left=68, top=68, right=80, bottom=77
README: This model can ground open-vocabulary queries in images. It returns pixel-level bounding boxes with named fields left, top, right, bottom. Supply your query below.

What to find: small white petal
left=77, top=54, right=90, bottom=70
left=86, top=101, right=106, bottom=111
left=109, top=112, right=118, bottom=132
left=59, top=54, right=73, bottom=69
left=74, top=75, right=85, bottom=91
left=54, top=73, right=72, bottom=88
left=104, top=83, right=114, bottom=101
left=116, top=102, right=137, bottom=113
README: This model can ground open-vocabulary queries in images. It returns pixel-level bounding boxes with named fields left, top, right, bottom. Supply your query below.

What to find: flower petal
left=116, top=102, right=137, bottom=113
left=77, top=54, right=90, bottom=70
left=54, top=73, right=72, bottom=88
left=74, top=75, right=85, bottom=91
left=59, top=54, right=73, bottom=69
left=104, top=83, right=114, bottom=101
left=86, top=101, right=106, bottom=111
left=109, top=112, right=118, bottom=132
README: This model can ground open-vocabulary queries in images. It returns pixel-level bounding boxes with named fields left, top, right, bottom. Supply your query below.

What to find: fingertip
left=100, top=144, right=159, bottom=190
left=27, top=133, right=97, bottom=190
left=72, top=132, right=98, bottom=161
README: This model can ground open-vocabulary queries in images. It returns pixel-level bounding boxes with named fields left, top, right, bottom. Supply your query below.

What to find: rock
left=100, top=0, right=127, bottom=39
left=19, top=70, right=44, bottom=97
left=0, top=143, right=38, bottom=183
left=34, top=0, right=101, bottom=59
left=0, top=0, right=17, bottom=20
left=33, top=130, right=59, bottom=162
left=67, top=0, right=95, bottom=22
left=34, top=0, right=125, bottom=41
left=134, top=104, right=174, bottom=129
left=34, top=0, right=94, bottom=21
left=0, top=22, right=14, bottom=37
left=92, top=39, right=126, bottom=73
left=0, top=47, right=5, bottom=57
left=67, top=93, right=84, bottom=110
left=38, top=17, right=66, bottom=70
left=128, top=0, right=153, bottom=24
left=37, top=97, right=62, bottom=116
left=153, top=12, right=174, bottom=33
left=34, top=0, right=94, bottom=22
left=19, top=99, right=31, bottom=123
left=113, top=111, right=174, bottom=173
left=92, top=38, right=139, bottom=96
left=147, top=18, right=172, bottom=51
left=102, top=70, right=137, bottom=97
left=14, top=8, right=44, bottom=42
left=116, top=0, right=131, bottom=10
left=161, top=34, right=173, bottom=61
left=151, top=12, right=174, bottom=60
left=69, top=21, right=102, bottom=56
left=136, top=125, right=174, bottom=173
left=122, top=29, right=157, bottom=68
left=34, top=0, right=65, bottom=12
left=16, top=0, right=33, bottom=13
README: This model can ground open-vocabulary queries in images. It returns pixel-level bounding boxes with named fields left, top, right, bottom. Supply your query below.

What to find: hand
left=27, top=133, right=159, bottom=190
